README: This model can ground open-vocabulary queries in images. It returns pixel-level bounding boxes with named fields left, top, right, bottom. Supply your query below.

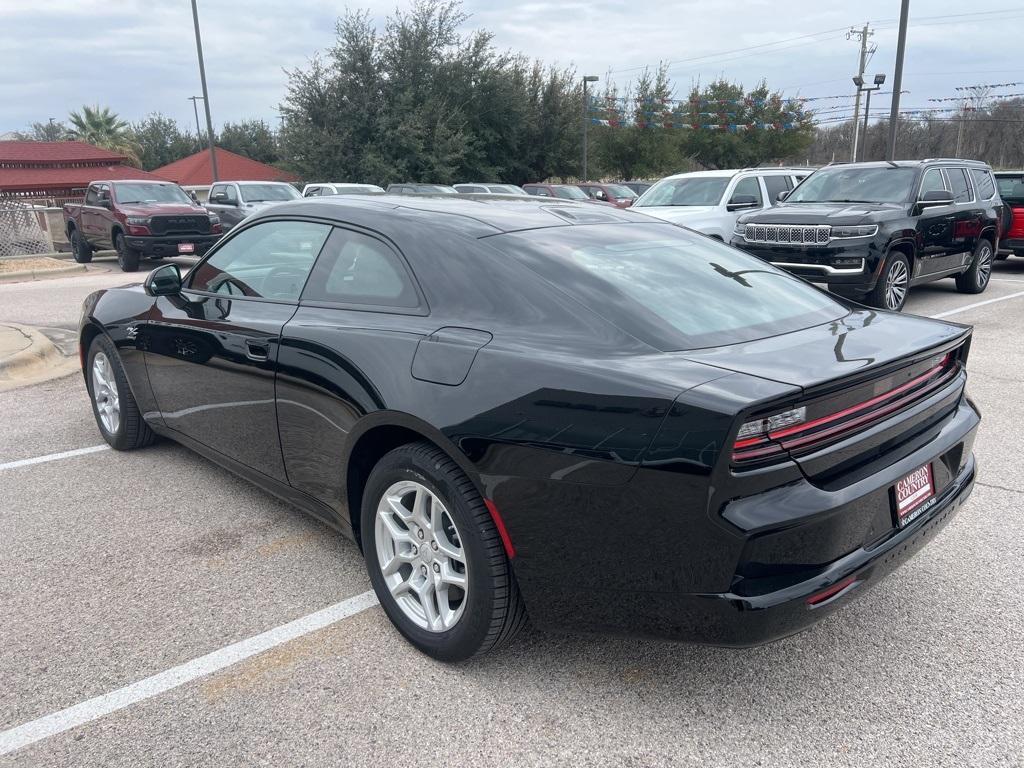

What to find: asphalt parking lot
left=1, top=260, right=1023, bottom=767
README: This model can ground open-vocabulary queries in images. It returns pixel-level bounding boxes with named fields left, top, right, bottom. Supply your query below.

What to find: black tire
left=864, top=251, right=910, bottom=311
left=70, top=229, right=93, bottom=264
left=361, top=441, right=527, bottom=661
left=955, top=238, right=994, bottom=294
left=114, top=233, right=140, bottom=272
left=86, top=335, right=156, bottom=451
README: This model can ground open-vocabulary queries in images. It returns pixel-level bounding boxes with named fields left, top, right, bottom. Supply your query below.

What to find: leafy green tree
left=279, top=0, right=581, bottom=184
left=68, top=105, right=141, bottom=166
left=130, top=113, right=199, bottom=170
left=218, top=119, right=279, bottom=164
left=20, top=120, right=71, bottom=141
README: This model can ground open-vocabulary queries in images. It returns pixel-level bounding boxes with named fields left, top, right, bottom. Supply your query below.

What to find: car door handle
left=245, top=340, right=269, bottom=361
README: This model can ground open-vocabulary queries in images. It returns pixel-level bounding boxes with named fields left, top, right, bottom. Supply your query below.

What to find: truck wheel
left=70, top=229, right=93, bottom=264
left=955, top=239, right=994, bottom=294
left=864, top=252, right=910, bottom=312
left=115, top=233, right=140, bottom=272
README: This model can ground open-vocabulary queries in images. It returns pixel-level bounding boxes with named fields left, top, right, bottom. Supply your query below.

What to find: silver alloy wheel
left=91, top=351, right=121, bottom=434
left=977, top=242, right=993, bottom=287
left=375, top=480, right=468, bottom=632
left=885, top=259, right=908, bottom=310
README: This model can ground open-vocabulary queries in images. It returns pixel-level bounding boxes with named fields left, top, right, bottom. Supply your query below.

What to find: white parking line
left=0, top=590, right=379, bottom=756
left=0, top=444, right=109, bottom=471
left=930, top=289, right=1024, bottom=319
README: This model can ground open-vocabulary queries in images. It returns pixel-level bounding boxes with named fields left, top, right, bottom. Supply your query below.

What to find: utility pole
left=190, top=0, right=219, bottom=182
left=886, top=0, right=910, bottom=160
left=187, top=96, right=204, bottom=144
left=581, top=75, right=598, bottom=182
left=848, top=24, right=874, bottom=162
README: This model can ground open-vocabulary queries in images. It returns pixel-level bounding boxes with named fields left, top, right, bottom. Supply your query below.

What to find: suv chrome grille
left=745, top=223, right=830, bottom=245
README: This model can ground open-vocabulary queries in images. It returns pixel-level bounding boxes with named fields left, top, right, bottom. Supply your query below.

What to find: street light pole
left=190, top=0, right=219, bottom=182
left=582, top=75, right=598, bottom=182
left=858, top=74, right=885, bottom=162
left=886, top=0, right=910, bottom=160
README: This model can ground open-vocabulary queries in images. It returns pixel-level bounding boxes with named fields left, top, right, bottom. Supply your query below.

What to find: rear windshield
left=239, top=184, right=300, bottom=202
left=996, top=174, right=1024, bottom=202
left=487, top=223, right=847, bottom=350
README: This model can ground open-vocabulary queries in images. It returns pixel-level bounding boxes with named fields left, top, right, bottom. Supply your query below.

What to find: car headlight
left=208, top=214, right=220, bottom=225
left=733, top=220, right=747, bottom=236
left=126, top=216, right=150, bottom=225
left=831, top=225, right=878, bottom=238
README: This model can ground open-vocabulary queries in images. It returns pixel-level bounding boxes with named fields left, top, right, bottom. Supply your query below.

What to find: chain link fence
left=0, top=198, right=52, bottom=258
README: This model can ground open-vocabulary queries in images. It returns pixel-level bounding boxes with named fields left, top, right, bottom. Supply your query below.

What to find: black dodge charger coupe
left=79, top=195, right=980, bottom=661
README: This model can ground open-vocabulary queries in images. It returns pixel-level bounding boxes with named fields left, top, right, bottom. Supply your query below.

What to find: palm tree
left=68, top=105, right=141, bottom=166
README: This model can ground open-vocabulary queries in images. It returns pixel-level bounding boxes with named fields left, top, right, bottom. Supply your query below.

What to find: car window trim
left=298, top=223, right=430, bottom=316
left=941, top=166, right=975, bottom=205
left=182, top=214, right=336, bottom=302
left=970, top=168, right=996, bottom=201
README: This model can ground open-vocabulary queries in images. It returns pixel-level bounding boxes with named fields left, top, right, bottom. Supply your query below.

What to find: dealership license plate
left=178, top=243, right=195, bottom=254
left=894, top=464, right=935, bottom=526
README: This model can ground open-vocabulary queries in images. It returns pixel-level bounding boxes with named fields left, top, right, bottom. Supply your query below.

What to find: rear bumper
left=697, top=449, right=975, bottom=646
left=519, top=396, right=980, bottom=646
left=729, top=237, right=884, bottom=294
left=998, top=237, right=1024, bottom=255
left=125, top=234, right=220, bottom=257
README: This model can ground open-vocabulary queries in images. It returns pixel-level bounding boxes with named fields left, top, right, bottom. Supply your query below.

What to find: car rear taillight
left=1009, top=206, right=1024, bottom=239
left=732, top=352, right=957, bottom=464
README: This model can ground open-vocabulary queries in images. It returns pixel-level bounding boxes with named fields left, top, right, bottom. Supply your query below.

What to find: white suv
left=632, top=168, right=811, bottom=240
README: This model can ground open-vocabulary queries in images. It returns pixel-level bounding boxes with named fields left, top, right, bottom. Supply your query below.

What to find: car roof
left=660, top=168, right=809, bottom=181
left=252, top=194, right=646, bottom=237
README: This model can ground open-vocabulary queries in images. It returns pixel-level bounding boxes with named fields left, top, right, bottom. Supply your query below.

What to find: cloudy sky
left=1, top=0, right=1022, bottom=135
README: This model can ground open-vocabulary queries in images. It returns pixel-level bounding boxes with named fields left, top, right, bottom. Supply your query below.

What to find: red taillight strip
left=732, top=354, right=958, bottom=463
left=769, top=356, right=949, bottom=442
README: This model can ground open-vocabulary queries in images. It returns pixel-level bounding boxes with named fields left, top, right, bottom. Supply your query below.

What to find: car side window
left=188, top=220, right=331, bottom=301
left=210, top=183, right=226, bottom=201
left=920, top=168, right=947, bottom=195
left=730, top=176, right=763, bottom=206
left=970, top=169, right=996, bottom=200
left=947, top=168, right=973, bottom=203
left=301, top=228, right=420, bottom=309
left=304, top=186, right=320, bottom=197
left=85, top=186, right=99, bottom=206
left=761, top=175, right=790, bottom=204
left=222, top=185, right=238, bottom=205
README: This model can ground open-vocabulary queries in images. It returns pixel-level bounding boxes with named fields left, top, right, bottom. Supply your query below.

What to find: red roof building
left=0, top=140, right=167, bottom=198
left=153, top=148, right=298, bottom=186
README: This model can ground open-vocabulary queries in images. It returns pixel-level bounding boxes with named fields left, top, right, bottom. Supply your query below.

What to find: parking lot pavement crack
left=974, top=480, right=1024, bottom=495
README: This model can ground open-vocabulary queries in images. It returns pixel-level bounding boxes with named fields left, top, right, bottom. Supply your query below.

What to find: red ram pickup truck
left=995, top=171, right=1024, bottom=259
left=64, top=180, right=222, bottom=272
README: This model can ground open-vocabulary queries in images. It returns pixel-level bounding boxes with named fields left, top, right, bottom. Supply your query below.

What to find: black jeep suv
left=730, top=160, right=1003, bottom=311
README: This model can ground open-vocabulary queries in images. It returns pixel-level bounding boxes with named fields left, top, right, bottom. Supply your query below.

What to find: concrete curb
left=0, top=264, right=87, bottom=283
left=0, top=324, right=79, bottom=391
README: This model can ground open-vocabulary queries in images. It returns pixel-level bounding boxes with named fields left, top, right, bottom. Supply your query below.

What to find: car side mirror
left=727, top=194, right=759, bottom=211
left=595, top=191, right=607, bottom=200
left=918, top=189, right=954, bottom=207
left=776, top=190, right=790, bottom=202
left=144, top=263, right=182, bottom=297
left=98, top=198, right=111, bottom=209
left=210, top=193, right=231, bottom=205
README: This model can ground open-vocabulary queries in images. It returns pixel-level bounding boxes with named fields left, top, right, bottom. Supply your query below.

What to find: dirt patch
left=0, top=256, right=69, bottom=273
